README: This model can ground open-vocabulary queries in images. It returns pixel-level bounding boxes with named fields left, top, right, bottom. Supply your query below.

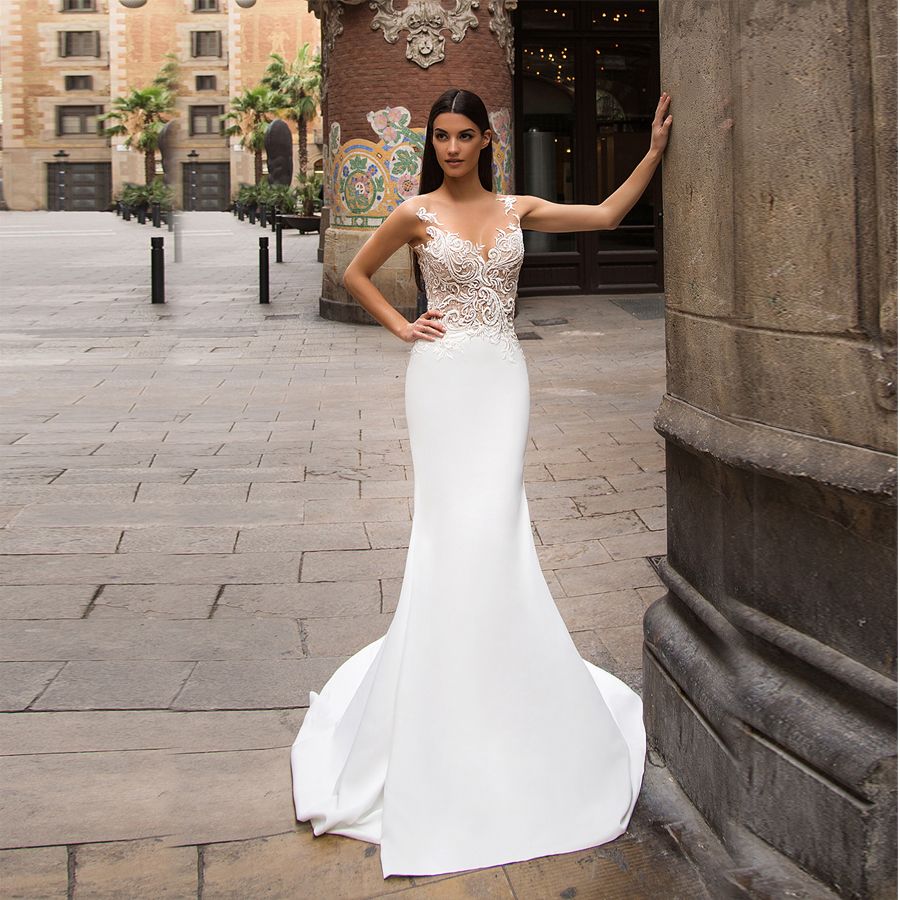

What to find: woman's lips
left=447, top=160, right=463, bottom=165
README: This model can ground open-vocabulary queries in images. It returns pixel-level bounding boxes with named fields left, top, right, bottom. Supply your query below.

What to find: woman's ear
left=482, top=129, right=492, bottom=148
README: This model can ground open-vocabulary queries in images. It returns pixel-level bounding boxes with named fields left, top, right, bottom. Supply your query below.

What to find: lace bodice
left=411, top=194, right=524, bottom=363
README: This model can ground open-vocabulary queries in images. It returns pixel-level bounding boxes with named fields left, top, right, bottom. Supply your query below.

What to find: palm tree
left=101, top=55, right=179, bottom=186
left=261, top=44, right=322, bottom=176
left=224, top=86, right=287, bottom=185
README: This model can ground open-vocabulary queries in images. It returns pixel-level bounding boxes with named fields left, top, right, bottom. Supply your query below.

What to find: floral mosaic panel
left=328, top=105, right=514, bottom=229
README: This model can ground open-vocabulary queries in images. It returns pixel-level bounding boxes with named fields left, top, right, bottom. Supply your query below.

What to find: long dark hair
left=410, top=88, right=494, bottom=295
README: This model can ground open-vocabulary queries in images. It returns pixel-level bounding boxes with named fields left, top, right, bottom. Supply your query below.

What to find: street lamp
left=53, top=150, right=69, bottom=211
left=187, top=149, right=199, bottom=211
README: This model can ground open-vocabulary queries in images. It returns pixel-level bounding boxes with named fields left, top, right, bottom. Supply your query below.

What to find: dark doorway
left=514, top=1, right=663, bottom=295
left=46, top=162, right=112, bottom=211
left=182, top=161, right=230, bottom=211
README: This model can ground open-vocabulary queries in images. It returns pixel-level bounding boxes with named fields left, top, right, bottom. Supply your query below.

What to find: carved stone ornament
left=488, top=0, right=517, bottom=74
left=370, top=0, right=479, bottom=69
left=308, top=0, right=516, bottom=73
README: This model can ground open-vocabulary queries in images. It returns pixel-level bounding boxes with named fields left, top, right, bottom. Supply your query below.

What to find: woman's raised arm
left=519, top=91, right=673, bottom=233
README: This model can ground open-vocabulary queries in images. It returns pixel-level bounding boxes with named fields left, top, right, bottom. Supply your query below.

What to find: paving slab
left=72, top=839, right=196, bottom=900
left=0, top=619, right=304, bottom=661
left=0, top=847, right=69, bottom=900
left=0, top=709, right=303, bottom=755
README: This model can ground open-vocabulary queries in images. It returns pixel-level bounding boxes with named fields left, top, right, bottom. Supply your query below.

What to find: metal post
left=151, top=236, right=165, bottom=303
left=249, top=206, right=256, bottom=225
left=259, top=205, right=267, bottom=228
left=152, top=202, right=161, bottom=228
left=270, top=210, right=277, bottom=233
left=259, top=236, right=269, bottom=304
left=173, top=211, right=183, bottom=263
left=275, top=219, right=284, bottom=263
left=137, top=206, right=146, bottom=225
left=123, top=206, right=131, bottom=221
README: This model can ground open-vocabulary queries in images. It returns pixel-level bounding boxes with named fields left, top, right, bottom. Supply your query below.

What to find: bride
left=291, top=87, right=673, bottom=880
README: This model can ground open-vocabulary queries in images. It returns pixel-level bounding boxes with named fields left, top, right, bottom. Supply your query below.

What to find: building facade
left=0, top=0, right=322, bottom=212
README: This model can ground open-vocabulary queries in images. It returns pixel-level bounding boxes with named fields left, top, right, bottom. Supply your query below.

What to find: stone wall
left=645, top=1, right=897, bottom=896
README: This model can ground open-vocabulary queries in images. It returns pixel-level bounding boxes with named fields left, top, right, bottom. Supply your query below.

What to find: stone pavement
left=0, top=212, right=837, bottom=899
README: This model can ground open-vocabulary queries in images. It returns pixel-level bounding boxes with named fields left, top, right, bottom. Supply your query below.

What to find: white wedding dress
left=290, top=193, right=646, bottom=879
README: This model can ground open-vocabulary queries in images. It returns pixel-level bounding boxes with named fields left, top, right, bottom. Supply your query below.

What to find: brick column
left=645, top=2, right=897, bottom=896
left=308, top=0, right=516, bottom=324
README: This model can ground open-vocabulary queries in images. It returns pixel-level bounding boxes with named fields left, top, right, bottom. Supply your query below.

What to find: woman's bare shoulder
left=505, top=194, right=535, bottom=213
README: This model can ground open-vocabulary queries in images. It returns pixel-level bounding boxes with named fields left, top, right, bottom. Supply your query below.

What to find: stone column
left=308, top=0, right=517, bottom=324
left=645, top=2, right=897, bottom=897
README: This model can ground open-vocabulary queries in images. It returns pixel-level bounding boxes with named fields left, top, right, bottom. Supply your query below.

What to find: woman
left=291, top=87, right=673, bottom=880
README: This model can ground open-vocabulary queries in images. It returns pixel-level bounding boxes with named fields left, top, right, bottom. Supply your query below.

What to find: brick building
left=0, top=0, right=322, bottom=211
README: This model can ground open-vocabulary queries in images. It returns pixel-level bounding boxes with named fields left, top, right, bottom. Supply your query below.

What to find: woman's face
left=432, top=112, right=491, bottom=177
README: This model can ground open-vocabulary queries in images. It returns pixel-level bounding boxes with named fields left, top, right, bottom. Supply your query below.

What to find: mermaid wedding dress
left=290, top=193, right=646, bottom=879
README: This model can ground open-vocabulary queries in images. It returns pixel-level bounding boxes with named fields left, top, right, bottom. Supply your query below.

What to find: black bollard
left=173, top=212, right=183, bottom=263
left=271, top=211, right=277, bottom=233
left=259, top=236, right=269, bottom=304
left=151, top=236, right=165, bottom=303
left=123, top=206, right=131, bottom=222
left=259, top=205, right=268, bottom=228
left=275, top=218, right=284, bottom=263
left=137, top=206, right=146, bottom=225
left=115, top=201, right=121, bottom=217
left=249, top=206, right=256, bottom=225
left=152, top=202, right=161, bottom=228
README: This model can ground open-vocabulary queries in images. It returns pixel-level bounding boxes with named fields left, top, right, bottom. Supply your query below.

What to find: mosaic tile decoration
left=327, top=105, right=514, bottom=229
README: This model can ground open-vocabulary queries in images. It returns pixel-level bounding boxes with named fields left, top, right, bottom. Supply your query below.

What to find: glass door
left=591, top=27, right=662, bottom=290
left=515, top=1, right=662, bottom=295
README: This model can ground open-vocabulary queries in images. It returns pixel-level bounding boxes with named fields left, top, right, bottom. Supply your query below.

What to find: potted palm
left=101, top=55, right=179, bottom=188
left=291, top=170, right=322, bottom=233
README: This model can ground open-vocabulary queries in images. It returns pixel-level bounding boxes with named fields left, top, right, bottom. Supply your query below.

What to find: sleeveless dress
left=290, top=193, right=646, bottom=879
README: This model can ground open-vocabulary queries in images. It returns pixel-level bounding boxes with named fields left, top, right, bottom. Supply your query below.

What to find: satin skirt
left=290, top=331, right=646, bottom=879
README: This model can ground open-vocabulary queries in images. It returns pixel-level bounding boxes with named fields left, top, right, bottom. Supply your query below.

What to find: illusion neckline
left=414, top=194, right=521, bottom=266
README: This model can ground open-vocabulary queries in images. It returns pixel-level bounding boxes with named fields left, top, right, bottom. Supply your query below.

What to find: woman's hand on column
left=650, top=91, right=673, bottom=157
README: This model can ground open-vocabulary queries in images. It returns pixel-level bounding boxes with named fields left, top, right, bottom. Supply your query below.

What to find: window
left=195, top=75, right=216, bottom=91
left=189, top=105, right=224, bottom=136
left=193, top=0, right=219, bottom=10
left=65, top=74, right=93, bottom=90
left=191, top=31, right=221, bottom=57
left=56, top=105, right=103, bottom=136
left=59, top=31, right=100, bottom=57
left=61, top=0, right=96, bottom=10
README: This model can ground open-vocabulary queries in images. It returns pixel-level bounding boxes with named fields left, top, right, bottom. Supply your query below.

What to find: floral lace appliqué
left=411, top=194, right=525, bottom=364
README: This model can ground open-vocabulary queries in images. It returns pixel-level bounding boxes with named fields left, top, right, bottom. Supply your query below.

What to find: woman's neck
left=435, top=172, right=492, bottom=204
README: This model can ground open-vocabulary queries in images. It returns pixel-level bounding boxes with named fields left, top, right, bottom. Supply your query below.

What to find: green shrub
left=117, top=177, right=174, bottom=211
left=294, top=170, right=322, bottom=216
